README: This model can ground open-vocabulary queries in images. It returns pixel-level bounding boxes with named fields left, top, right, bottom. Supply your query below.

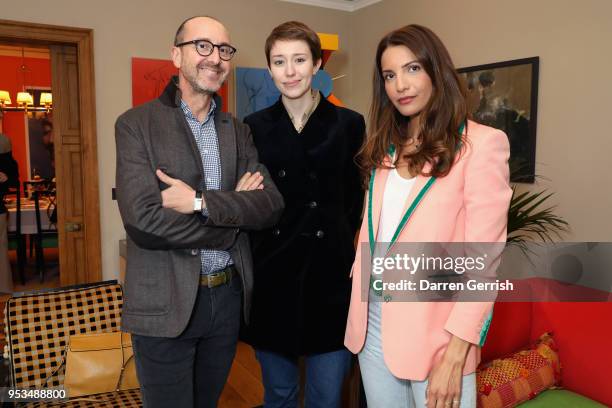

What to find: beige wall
left=1, top=0, right=353, bottom=280
left=2, top=0, right=611, bottom=280
left=350, top=0, right=612, bottom=242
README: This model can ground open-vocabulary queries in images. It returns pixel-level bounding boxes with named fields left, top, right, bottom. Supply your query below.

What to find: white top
left=377, top=168, right=416, bottom=244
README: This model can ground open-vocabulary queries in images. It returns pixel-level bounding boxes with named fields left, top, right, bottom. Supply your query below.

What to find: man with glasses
left=115, top=16, right=283, bottom=407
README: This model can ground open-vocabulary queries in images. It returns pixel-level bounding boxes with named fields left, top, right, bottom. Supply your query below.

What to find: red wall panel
left=0, top=56, right=52, bottom=186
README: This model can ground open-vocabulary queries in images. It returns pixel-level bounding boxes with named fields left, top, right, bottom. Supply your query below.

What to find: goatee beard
left=180, top=64, right=227, bottom=95
left=187, top=76, right=217, bottom=95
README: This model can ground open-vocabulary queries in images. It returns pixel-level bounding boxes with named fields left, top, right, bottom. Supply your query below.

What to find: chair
left=3, top=280, right=143, bottom=407
left=23, top=179, right=54, bottom=200
left=4, top=187, right=26, bottom=285
left=32, top=190, right=58, bottom=282
left=24, top=181, right=56, bottom=260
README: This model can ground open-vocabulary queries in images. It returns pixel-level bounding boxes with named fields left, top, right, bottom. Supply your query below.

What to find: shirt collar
left=180, top=97, right=217, bottom=125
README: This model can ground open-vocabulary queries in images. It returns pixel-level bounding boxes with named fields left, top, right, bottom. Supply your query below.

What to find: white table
left=7, top=200, right=52, bottom=235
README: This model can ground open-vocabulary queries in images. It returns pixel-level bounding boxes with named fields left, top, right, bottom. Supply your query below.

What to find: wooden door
left=50, top=44, right=101, bottom=285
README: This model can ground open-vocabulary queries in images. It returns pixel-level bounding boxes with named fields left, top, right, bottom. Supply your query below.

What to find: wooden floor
left=220, top=341, right=264, bottom=407
left=8, top=246, right=61, bottom=292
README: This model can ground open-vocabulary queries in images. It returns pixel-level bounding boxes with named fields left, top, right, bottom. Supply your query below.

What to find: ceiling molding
left=279, top=0, right=382, bottom=12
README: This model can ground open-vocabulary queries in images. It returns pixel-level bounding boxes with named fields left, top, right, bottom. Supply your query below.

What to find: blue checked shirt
left=180, top=98, right=233, bottom=275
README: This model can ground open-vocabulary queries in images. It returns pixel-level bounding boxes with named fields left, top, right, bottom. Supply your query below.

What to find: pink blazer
left=344, top=121, right=512, bottom=380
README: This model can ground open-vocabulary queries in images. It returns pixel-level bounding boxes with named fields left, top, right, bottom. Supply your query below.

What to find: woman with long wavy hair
left=344, top=25, right=512, bottom=408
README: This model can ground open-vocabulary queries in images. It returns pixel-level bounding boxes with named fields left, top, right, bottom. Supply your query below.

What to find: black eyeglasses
left=175, top=39, right=237, bottom=61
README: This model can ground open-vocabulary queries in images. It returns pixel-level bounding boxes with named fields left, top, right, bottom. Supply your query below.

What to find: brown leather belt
left=199, top=265, right=236, bottom=288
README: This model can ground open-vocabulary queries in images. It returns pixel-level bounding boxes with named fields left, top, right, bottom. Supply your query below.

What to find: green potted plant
left=506, top=163, right=569, bottom=254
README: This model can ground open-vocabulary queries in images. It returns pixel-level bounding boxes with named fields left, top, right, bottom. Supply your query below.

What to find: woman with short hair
left=243, top=21, right=366, bottom=408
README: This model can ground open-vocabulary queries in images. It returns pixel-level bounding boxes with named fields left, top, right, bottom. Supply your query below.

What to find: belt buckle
left=213, top=270, right=227, bottom=287
left=202, top=267, right=231, bottom=288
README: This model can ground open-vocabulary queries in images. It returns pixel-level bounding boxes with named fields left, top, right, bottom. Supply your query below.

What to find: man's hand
left=235, top=171, right=264, bottom=191
left=0, top=172, right=7, bottom=183
left=156, top=169, right=198, bottom=214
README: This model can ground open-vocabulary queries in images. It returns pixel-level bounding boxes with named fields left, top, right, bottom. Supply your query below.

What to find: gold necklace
left=286, top=90, right=320, bottom=133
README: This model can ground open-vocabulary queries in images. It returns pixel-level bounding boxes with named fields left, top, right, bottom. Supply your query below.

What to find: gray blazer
left=115, top=79, right=284, bottom=337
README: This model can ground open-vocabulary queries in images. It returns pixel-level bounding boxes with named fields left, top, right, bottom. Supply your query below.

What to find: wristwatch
left=193, top=190, right=204, bottom=212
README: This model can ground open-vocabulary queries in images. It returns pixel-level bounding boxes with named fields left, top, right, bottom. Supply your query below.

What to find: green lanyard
left=367, top=157, right=435, bottom=299
left=367, top=123, right=465, bottom=258
left=367, top=124, right=464, bottom=298
left=367, top=165, right=435, bottom=258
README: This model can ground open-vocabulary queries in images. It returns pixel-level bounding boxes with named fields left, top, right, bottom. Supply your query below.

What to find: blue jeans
left=358, top=296, right=476, bottom=408
left=255, top=348, right=352, bottom=408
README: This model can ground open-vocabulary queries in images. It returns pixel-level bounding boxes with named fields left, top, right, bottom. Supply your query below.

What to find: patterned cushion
left=4, top=281, right=142, bottom=407
left=477, top=332, right=560, bottom=408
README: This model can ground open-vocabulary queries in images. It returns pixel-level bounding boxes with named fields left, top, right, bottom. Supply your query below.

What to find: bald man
left=115, top=16, right=283, bottom=407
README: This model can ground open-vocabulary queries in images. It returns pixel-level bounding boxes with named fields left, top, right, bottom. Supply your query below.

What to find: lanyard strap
left=367, top=123, right=465, bottom=257
left=367, top=168, right=435, bottom=257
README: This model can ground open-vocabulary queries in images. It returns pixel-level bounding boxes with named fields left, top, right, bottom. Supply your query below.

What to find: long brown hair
left=358, top=24, right=469, bottom=186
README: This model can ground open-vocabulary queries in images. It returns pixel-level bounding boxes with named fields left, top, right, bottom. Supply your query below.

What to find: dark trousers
left=132, top=277, right=242, bottom=408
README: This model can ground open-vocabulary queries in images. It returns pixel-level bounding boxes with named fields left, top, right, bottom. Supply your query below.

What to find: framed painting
left=458, top=57, right=539, bottom=183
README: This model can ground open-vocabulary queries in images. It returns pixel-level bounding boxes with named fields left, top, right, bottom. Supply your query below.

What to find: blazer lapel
left=399, top=162, right=434, bottom=218
left=391, top=162, right=435, bottom=245
left=299, top=95, right=334, bottom=150
left=370, top=156, right=392, bottom=243
left=371, top=160, right=435, bottom=245
left=215, top=112, right=236, bottom=191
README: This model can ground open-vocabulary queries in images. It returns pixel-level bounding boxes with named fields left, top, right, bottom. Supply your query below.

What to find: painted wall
left=0, top=56, right=52, bottom=186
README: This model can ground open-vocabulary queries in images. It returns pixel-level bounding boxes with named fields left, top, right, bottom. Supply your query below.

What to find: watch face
left=194, top=198, right=203, bottom=212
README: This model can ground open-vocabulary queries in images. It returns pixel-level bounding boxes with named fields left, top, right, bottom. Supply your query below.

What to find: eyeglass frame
left=174, top=39, right=237, bottom=61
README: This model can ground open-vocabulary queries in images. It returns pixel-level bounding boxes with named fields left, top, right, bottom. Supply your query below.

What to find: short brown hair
left=264, top=21, right=321, bottom=66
